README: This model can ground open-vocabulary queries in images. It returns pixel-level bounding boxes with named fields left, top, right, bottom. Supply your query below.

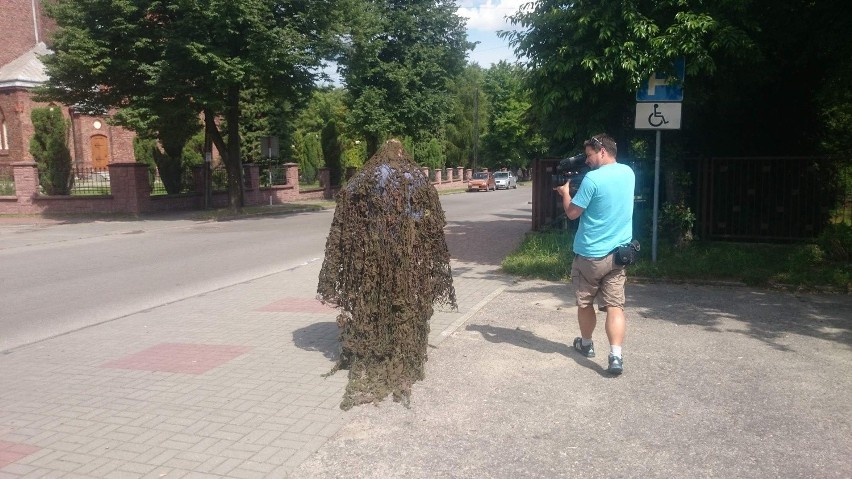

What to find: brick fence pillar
left=109, top=163, right=150, bottom=214
left=12, top=162, right=39, bottom=205
left=445, top=168, right=453, bottom=183
left=434, top=169, right=442, bottom=184
left=456, top=166, right=464, bottom=183
left=284, top=163, right=299, bottom=191
left=421, top=167, right=430, bottom=182
left=465, top=168, right=472, bottom=181
left=242, top=164, right=261, bottom=206
left=243, top=164, right=259, bottom=190
left=319, top=168, right=331, bottom=198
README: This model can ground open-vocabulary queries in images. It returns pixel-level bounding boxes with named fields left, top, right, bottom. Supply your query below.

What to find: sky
left=457, top=0, right=527, bottom=67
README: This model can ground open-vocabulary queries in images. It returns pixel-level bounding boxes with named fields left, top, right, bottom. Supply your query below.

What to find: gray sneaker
left=607, top=354, right=623, bottom=375
left=573, top=337, right=595, bottom=358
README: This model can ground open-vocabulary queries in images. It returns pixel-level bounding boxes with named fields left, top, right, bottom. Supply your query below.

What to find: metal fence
left=71, top=167, right=111, bottom=195
left=696, top=157, right=849, bottom=241
left=0, top=164, right=13, bottom=195
left=149, top=169, right=194, bottom=195
left=209, top=165, right=256, bottom=192
left=531, top=156, right=850, bottom=242
left=211, top=166, right=229, bottom=192
left=260, top=164, right=288, bottom=187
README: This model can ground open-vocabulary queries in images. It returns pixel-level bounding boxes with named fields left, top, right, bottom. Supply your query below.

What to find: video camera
left=552, top=153, right=589, bottom=195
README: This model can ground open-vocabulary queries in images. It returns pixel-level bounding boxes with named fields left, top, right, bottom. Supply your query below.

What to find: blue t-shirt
left=571, top=162, right=635, bottom=257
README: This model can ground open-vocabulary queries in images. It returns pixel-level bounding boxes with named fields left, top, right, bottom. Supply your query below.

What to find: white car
left=493, top=171, right=517, bottom=189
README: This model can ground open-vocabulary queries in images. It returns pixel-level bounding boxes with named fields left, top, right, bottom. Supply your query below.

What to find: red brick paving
left=257, top=297, right=338, bottom=314
left=101, top=343, right=251, bottom=374
left=0, top=441, right=40, bottom=469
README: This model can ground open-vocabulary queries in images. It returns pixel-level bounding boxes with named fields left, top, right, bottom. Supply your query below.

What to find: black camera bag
left=613, top=240, right=641, bottom=266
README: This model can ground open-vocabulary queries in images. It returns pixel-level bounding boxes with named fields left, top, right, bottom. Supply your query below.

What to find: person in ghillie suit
left=317, top=139, right=457, bottom=410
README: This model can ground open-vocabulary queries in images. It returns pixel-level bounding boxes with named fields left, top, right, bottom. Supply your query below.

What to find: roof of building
left=0, top=42, right=51, bottom=89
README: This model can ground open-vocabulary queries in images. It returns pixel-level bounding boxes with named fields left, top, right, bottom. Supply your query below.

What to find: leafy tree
left=504, top=0, right=852, bottom=160
left=411, top=137, right=445, bottom=170
left=239, top=87, right=300, bottom=165
left=29, top=107, right=73, bottom=195
left=341, top=139, right=368, bottom=169
left=480, top=61, right=546, bottom=170
left=39, top=0, right=342, bottom=210
left=294, top=88, right=351, bottom=183
left=445, top=64, right=488, bottom=169
left=117, top=106, right=201, bottom=194
left=339, top=0, right=472, bottom=156
left=322, top=119, right=344, bottom=185
left=502, top=0, right=756, bottom=151
left=133, top=138, right=158, bottom=174
left=302, top=132, right=324, bottom=183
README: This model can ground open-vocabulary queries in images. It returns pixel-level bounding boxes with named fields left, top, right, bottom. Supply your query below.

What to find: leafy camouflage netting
left=317, top=139, right=457, bottom=410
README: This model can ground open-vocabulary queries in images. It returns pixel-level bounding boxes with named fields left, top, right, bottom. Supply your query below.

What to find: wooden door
left=91, top=135, right=109, bottom=169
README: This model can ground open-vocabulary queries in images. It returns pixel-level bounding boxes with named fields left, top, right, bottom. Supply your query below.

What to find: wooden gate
left=531, top=158, right=563, bottom=231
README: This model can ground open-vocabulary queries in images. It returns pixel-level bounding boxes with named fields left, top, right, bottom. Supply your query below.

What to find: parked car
left=494, top=171, right=517, bottom=189
left=467, top=171, right=496, bottom=192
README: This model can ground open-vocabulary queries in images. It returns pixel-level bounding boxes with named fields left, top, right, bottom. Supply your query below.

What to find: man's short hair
left=584, top=134, right=617, bottom=157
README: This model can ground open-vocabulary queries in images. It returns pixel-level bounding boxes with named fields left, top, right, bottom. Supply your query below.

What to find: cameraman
left=554, top=134, right=635, bottom=375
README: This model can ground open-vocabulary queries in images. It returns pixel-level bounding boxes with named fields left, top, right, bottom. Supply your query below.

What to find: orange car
left=467, top=171, right=496, bottom=192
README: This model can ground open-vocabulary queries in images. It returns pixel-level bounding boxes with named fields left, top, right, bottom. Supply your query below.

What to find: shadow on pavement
left=292, top=321, right=340, bottom=360
left=465, top=323, right=609, bottom=376
left=512, top=280, right=852, bottom=350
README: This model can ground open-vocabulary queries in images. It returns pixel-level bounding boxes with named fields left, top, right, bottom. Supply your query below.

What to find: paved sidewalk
left=0, top=225, right=516, bottom=478
left=294, top=280, right=852, bottom=478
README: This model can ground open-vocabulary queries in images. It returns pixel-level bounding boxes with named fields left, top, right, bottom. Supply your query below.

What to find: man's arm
left=554, top=182, right=585, bottom=220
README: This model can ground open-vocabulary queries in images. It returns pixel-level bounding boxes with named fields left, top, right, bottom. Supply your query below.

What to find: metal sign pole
left=652, top=130, right=661, bottom=262
left=635, top=58, right=685, bottom=263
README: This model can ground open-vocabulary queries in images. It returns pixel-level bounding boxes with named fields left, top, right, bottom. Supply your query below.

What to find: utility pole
left=472, top=87, right=479, bottom=172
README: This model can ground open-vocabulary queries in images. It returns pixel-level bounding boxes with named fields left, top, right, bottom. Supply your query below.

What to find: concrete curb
left=435, top=285, right=507, bottom=346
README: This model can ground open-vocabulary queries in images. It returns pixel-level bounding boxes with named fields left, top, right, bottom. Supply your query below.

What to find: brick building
left=0, top=0, right=135, bottom=169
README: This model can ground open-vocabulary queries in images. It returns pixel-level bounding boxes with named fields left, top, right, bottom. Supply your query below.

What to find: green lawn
left=502, top=229, right=851, bottom=292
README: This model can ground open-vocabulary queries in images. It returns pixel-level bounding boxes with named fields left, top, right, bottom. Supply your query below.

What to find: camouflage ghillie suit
left=317, top=139, right=457, bottom=410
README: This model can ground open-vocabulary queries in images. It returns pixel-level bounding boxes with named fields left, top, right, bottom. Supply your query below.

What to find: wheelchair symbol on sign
left=648, top=104, right=669, bottom=127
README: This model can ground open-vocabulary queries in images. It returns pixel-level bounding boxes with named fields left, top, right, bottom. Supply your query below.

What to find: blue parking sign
left=636, top=58, right=685, bottom=102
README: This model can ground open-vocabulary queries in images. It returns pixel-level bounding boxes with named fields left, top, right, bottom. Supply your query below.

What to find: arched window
left=0, top=108, right=8, bottom=151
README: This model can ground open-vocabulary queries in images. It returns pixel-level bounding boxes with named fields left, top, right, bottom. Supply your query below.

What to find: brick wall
left=0, top=92, right=136, bottom=168
left=0, top=0, right=56, bottom=62
left=1, top=1, right=137, bottom=169
left=0, top=89, right=36, bottom=165
left=0, top=1, right=37, bottom=66
left=70, top=111, right=137, bottom=166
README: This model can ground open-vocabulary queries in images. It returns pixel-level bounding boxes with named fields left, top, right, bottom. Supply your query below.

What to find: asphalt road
left=0, top=186, right=531, bottom=352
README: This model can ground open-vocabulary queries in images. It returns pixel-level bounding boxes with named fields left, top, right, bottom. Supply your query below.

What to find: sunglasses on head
left=589, top=136, right=615, bottom=149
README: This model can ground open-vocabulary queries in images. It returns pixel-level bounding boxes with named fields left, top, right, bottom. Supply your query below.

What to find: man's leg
left=604, top=306, right=625, bottom=347
left=599, top=264, right=627, bottom=374
left=571, top=256, right=599, bottom=357
left=578, top=305, right=597, bottom=339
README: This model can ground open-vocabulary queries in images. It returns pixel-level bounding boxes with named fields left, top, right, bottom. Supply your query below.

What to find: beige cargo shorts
left=570, top=253, right=626, bottom=310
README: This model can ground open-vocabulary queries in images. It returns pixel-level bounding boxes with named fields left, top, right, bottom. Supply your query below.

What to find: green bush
left=816, top=223, right=852, bottom=262
left=659, top=201, right=696, bottom=247
left=29, top=106, right=73, bottom=195
left=788, top=244, right=825, bottom=269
